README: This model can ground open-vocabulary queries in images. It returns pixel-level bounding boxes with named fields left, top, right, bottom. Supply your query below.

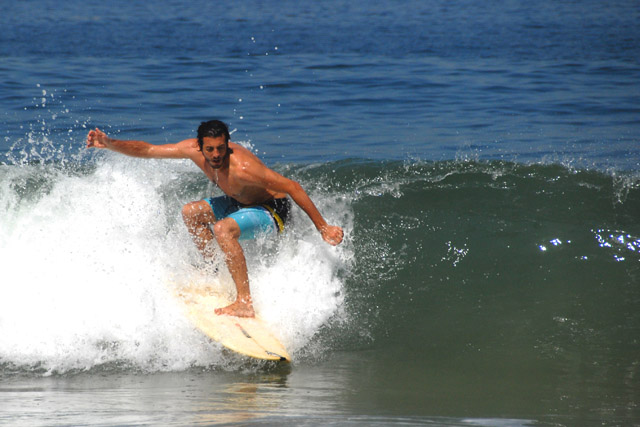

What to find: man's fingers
left=86, top=128, right=105, bottom=148
left=324, top=226, right=344, bottom=246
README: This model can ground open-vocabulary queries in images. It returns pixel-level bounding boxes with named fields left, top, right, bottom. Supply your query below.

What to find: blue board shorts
left=204, top=195, right=291, bottom=240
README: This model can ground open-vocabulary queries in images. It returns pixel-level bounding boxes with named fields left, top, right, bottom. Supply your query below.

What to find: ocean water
left=1, top=0, right=639, bottom=425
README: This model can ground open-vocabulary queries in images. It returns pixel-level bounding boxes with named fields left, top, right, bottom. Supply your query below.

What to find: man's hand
left=321, top=225, right=344, bottom=246
left=86, top=128, right=111, bottom=149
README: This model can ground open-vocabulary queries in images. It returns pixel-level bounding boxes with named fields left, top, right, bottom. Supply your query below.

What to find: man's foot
left=214, top=300, right=255, bottom=318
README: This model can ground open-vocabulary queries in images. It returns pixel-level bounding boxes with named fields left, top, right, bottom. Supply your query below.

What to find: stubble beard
left=207, top=159, right=223, bottom=169
left=206, top=151, right=228, bottom=169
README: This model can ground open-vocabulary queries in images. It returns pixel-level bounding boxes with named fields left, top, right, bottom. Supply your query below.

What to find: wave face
left=1, top=155, right=639, bottom=377
left=326, top=160, right=639, bottom=352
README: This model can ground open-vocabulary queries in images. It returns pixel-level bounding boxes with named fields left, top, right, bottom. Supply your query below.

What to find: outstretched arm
left=86, top=128, right=194, bottom=159
left=250, top=166, right=344, bottom=245
left=285, top=179, right=344, bottom=246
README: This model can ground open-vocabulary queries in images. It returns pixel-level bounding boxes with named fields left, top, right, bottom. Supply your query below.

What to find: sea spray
left=4, top=85, right=91, bottom=168
left=1, top=158, right=203, bottom=373
left=0, top=151, right=352, bottom=373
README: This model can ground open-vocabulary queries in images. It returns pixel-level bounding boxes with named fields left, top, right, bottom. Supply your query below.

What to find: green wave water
left=313, top=159, right=640, bottom=346
left=305, top=159, right=640, bottom=422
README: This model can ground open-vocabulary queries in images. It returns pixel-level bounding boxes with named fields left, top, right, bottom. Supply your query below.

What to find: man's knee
left=182, top=200, right=214, bottom=225
left=212, top=218, right=240, bottom=242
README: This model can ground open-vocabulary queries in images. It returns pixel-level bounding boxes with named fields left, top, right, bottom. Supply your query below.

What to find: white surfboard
left=175, top=285, right=290, bottom=362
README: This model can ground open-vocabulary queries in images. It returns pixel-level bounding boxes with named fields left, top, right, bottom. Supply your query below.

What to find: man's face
left=201, top=136, right=228, bottom=169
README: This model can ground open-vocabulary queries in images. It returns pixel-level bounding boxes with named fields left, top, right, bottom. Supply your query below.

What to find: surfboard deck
left=175, top=285, right=291, bottom=362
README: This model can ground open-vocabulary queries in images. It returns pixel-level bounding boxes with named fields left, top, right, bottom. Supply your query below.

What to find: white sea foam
left=0, top=154, right=350, bottom=373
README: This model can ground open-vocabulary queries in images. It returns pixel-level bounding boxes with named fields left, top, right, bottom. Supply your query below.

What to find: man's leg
left=212, top=218, right=255, bottom=317
left=182, top=200, right=217, bottom=260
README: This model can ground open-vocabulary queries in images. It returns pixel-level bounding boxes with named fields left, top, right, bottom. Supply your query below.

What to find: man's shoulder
left=228, top=142, right=261, bottom=166
left=177, top=138, right=199, bottom=149
left=175, top=138, right=202, bottom=157
left=228, top=141, right=250, bottom=153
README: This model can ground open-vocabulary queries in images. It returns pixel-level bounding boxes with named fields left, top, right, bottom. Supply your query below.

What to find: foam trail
left=0, top=154, right=350, bottom=373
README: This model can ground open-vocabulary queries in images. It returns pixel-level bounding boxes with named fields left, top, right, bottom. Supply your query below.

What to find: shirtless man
left=86, top=120, right=344, bottom=317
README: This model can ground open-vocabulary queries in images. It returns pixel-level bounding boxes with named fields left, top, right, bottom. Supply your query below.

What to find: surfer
left=86, top=120, right=343, bottom=318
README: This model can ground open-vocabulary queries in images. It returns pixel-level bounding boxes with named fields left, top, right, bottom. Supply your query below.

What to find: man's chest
left=196, top=158, right=267, bottom=204
left=214, top=173, right=243, bottom=198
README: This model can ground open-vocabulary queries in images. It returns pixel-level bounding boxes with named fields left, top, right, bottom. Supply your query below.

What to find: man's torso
left=189, top=140, right=286, bottom=205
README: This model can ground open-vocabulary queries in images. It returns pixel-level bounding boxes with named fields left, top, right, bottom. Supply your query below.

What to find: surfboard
left=175, top=285, right=291, bottom=362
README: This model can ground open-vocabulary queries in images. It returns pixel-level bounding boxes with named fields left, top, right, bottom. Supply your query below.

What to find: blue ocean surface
left=1, top=0, right=639, bottom=426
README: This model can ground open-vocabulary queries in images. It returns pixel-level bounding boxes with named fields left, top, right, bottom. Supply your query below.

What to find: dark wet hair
left=197, top=120, right=230, bottom=150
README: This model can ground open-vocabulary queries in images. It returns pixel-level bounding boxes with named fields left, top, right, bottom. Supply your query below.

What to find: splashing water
left=1, top=122, right=351, bottom=374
